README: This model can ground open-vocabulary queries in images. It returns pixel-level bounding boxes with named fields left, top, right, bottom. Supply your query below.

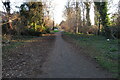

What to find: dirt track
left=2, top=32, right=113, bottom=78
left=2, top=35, right=56, bottom=78
left=38, top=32, right=113, bottom=78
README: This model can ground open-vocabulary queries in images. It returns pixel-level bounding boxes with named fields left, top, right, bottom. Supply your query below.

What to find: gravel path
left=38, top=32, right=113, bottom=78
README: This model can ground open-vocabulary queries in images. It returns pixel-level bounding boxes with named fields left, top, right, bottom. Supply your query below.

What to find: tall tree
left=94, top=4, right=99, bottom=26
left=94, top=2, right=111, bottom=37
left=117, top=0, right=120, bottom=26
left=2, top=0, right=13, bottom=33
left=75, top=1, right=81, bottom=33
left=20, top=2, right=44, bottom=31
left=94, top=3, right=101, bottom=35
left=64, top=0, right=72, bottom=32
left=84, top=2, right=91, bottom=26
left=81, top=2, right=86, bottom=27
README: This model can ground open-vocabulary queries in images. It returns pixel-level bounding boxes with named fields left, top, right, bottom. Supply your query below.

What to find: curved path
left=38, top=32, right=112, bottom=78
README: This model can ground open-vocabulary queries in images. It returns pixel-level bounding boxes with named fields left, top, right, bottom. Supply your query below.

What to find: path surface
left=38, top=32, right=112, bottom=78
left=3, top=32, right=113, bottom=78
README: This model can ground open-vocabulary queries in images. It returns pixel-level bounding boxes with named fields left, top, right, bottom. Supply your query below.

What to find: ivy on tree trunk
left=94, top=2, right=111, bottom=38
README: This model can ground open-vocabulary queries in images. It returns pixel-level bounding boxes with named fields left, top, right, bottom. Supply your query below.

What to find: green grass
left=50, top=30, right=59, bottom=33
left=54, top=30, right=59, bottom=32
left=63, top=32, right=119, bottom=78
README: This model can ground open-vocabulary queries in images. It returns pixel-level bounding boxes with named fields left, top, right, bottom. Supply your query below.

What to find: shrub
left=21, top=29, right=42, bottom=36
left=110, top=26, right=120, bottom=39
left=88, top=25, right=98, bottom=34
left=114, top=26, right=120, bottom=38
left=45, top=28, right=50, bottom=33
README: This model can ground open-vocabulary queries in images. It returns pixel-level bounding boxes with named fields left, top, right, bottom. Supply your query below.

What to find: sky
left=51, top=0, right=119, bottom=24
left=52, top=0, right=67, bottom=24
left=0, top=0, right=23, bottom=12
left=0, top=0, right=119, bottom=24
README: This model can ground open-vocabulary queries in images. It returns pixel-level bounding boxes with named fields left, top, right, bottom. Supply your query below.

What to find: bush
left=114, top=26, right=120, bottom=38
left=110, top=26, right=120, bottom=39
left=45, top=28, right=50, bottom=33
left=79, top=25, right=98, bottom=34
left=21, top=29, right=42, bottom=36
left=88, top=25, right=98, bottom=34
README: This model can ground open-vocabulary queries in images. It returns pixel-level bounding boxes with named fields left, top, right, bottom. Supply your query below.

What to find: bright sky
left=52, top=0, right=119, bottom=24
left=0, top=0, right=23, bottom=12
left=0, top=0, right=119, bottom=25
left=51, top=0, right=67, bottom=24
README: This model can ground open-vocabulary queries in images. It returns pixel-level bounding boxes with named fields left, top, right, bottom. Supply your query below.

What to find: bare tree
left=84, top=2, right=91, bottom=27
left=2, top=0, right=13, bottom=33
left=81, top=2, right=86, bottom=27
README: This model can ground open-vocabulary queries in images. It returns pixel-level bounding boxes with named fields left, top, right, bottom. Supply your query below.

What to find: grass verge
left=62, top=32, right=119, bottom=78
